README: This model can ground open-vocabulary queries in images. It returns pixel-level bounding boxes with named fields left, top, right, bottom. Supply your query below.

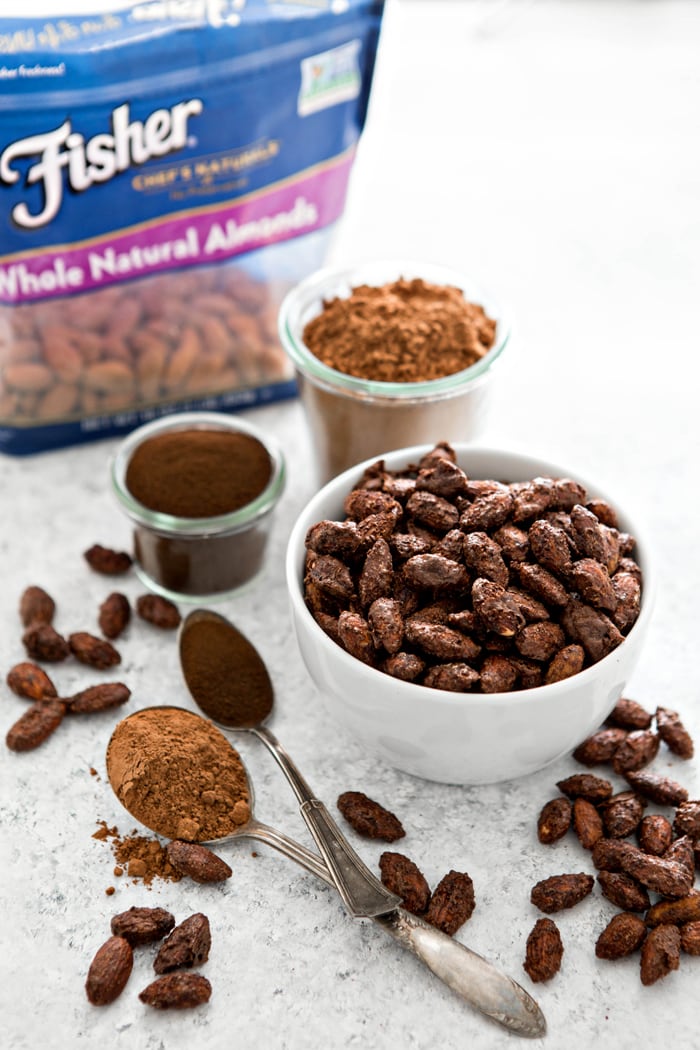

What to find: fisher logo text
left=0, top=98, right=203, bottom=230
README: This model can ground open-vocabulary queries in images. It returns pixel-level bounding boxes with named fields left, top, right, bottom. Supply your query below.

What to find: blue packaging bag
left=0, top=0, right=384, bottom=453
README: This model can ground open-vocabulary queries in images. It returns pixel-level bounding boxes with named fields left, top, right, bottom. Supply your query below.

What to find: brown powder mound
left=124, top=429, right=272, bottom=518
left=302, top=277, right=496, bottom=383
left=106, top=706, right=251, bottom=842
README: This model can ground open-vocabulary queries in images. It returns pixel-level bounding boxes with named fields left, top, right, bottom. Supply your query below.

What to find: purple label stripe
left=0, top=150, right=355, bottom=303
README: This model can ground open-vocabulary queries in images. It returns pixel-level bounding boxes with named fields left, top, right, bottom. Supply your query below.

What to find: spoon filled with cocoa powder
left=106, top=705, right=545, bottom=1037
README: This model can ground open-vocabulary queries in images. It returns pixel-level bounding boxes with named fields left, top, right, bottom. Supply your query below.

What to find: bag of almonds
left=0, top=1, right=385, bottom=454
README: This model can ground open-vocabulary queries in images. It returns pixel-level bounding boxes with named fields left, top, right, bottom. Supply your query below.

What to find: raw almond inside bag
left=0, top=1, right=385, bottom=454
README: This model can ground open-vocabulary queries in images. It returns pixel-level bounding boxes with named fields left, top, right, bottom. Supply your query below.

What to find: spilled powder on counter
left=93, top=821, right=182, bottom=886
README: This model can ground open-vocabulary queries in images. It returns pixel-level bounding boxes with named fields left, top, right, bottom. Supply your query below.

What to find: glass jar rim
left=110, top=412, right=286, bottom=537
left=277, top=259, right=511, bottom=400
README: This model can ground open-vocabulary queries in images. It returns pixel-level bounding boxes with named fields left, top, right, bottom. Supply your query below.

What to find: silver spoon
left=106, top=707, right=546, bottom=1038
left=178, top=607, right=401, bottom=920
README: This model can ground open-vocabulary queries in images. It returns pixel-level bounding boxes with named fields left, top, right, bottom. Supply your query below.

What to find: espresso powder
left=180, top=615, right=273, bottom=729
left=125, top=429, right=272, bottom=518
left=107, top=707, right=251, bottom=842
left=302, top=278, right=497, bottom=383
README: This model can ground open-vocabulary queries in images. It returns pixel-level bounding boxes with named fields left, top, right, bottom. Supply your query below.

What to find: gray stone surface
left=1, top=3, right=699, bottom=1049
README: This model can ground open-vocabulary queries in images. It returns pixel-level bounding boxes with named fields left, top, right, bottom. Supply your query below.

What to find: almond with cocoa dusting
left=527, top=519, right=572, bottom=577
left=358, top=539, right=394, bottom=608
left=591, top=838, right=638, bottom=873
left=424, top=870, right=475, bottom=935
left=471, top=579, right=524, bottom=637
left=544, top=644, right=585, bottom=684
left=560, top=599, right=624, bottom=663
left=530, top=873, right=594, bottom=913
left=139, top=972, right=211, bottom=1009
left=6, top=661, right=57, bottom=701
left=379, top=852, right=431, bottom=916
left=611, top=730, right=659, bottom=774
left=556, top=773, right=613, bottom=804
left=336, top=791, right=405, bottom=842
left=680, top=921, right=700, bottom=955
left=597, top=871, right=650, bottom=913
left=606, top=697, right=653, bottom=730
left=537, top=797, right=572, bottom=844
left=619, top=848, right=694, bottom=899
left=65, top=683, right=131, bottom=714
left=595, top=913, right=647, bottom=960
left=646, top=892, right=700, bottom=928
left=664, top=835, right=695, bottom=877
left=98, top=593, right=131, bottom=640
left=514, top=621, right=565, bottom=662
left=69, top=631, right=121, bottom=669
left=84, top=544, right=133, bottom=575
left=640, top=924, right=680, bottom=985
left=22, top=622, right=70, bottom=662
left=368, top=597, right=404, bottom=654
left=655, top=706, right=694, bottom=759
left=573, top=798, right=604, bottom=850
left=136, top=594, right=181, bottom=629
left=673, top=800, right=700, bottom=839
left=637, top=815, right=673, bottom=856
left=5, top=699, right=65, bottom=751
left=85, top=935, right=134, bottom=1005
left=154, top=913, right=211, bottom=974
left=337, top=611, right=376, bottom=665
left=19, top=585, right=55, bottom=626
left=110, top=907, right=175, bottom=946
left=166, top=841, right=232, bottom=884
left=624, top=770, right=689, bottom=806
left=600, top=791, right=647, bottom=839
left=572, top=727, right=628, bottom=766
left=523, top=918, right=563, bottom=982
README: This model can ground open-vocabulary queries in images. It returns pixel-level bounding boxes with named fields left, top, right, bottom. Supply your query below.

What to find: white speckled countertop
left=2, top=2, right=699, bottom=1048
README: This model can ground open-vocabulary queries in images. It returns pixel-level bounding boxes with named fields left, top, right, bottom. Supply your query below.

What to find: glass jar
left=278, top=260, right=510, bottom=483
left=111, top=412, right=285, bottom=601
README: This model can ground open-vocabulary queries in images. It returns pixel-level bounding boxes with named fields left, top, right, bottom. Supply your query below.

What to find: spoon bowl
left=179, top=608, right=274, bottom=729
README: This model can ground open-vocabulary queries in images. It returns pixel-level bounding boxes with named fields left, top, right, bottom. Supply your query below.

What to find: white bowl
left=285, top=445, right=655, bottom=785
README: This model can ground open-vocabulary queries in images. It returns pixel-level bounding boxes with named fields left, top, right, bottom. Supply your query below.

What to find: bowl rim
left=277, top=259, right=511, bottom=399
left=285, top=442, right=655, bottom=709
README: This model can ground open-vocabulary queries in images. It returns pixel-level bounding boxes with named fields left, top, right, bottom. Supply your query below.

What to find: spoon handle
left=251, top=724, right=401, bottom=919
left=374, top=911, right=546, bottom=1038
left=240, top=819, right=545, bottom=1039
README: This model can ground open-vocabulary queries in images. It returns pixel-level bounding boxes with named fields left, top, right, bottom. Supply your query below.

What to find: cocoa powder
left=106, top=707, right=251, bottom=842
left=302, top=278, right=496, bottom=383
left=93, top=822, right=182, bottom=885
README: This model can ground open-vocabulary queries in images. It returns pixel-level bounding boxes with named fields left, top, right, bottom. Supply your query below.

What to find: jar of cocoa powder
left=278, top=261, right=510, bottom=483
left=111, top=412, right=285, bottom=600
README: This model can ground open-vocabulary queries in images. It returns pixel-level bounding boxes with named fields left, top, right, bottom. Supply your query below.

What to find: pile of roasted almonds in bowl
left=285, top=443, right=655, bottom=785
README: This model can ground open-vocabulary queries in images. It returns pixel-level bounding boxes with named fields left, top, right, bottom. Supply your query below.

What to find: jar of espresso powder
left=111, top=413, right=285, bottom=599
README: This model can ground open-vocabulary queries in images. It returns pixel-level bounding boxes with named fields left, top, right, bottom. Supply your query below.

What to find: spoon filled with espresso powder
left=178, top=609, right=402, bottom=920
left=105, top=709, right=545, bottom=1037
